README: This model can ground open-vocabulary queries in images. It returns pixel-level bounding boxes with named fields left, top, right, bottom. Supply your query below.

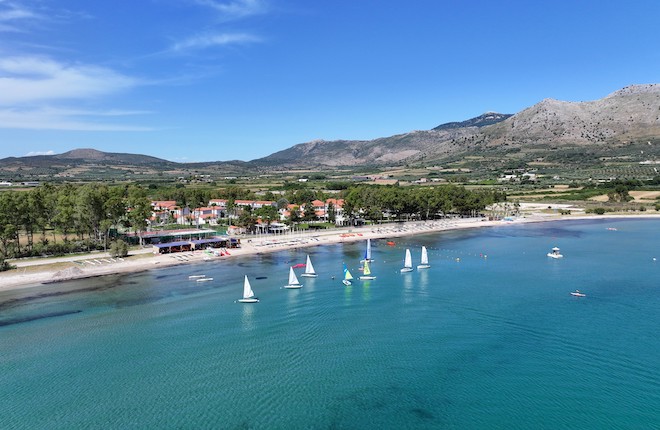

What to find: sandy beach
left=2, top=213, right=658, bottom=293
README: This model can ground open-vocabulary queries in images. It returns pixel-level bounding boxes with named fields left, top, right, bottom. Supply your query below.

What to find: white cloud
left=0, top=56, right=138, bottom=105
left=171, top=32, right=260, bottom=52
left=25, top=150, right=55, bottom=156
left=194, top=0, right=267, bottom=19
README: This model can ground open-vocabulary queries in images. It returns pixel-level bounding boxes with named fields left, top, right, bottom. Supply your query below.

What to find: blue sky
left=1, top=0, right=659, bottom=162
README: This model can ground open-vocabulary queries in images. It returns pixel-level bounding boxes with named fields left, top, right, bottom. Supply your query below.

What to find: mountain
left=256, top=84, right=660, bottom=168
left=2, top=84, right=659, bottom=179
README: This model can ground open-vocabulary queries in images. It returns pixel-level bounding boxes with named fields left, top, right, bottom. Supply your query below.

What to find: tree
left=127, top=186, right=152, bottom=246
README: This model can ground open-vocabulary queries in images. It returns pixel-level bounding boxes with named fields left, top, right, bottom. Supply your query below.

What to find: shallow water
left=1, top=219, right=659, bottom=429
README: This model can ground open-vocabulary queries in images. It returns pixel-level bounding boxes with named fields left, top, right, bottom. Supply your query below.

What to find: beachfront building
left=150, top=201, right=190, bottom=226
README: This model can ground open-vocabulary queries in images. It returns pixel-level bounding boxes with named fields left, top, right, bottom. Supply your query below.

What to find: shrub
left=109, top=240, right=129, bottom=258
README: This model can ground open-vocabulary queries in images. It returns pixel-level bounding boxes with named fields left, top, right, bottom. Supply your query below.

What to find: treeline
left=342, top=184, right=505, bottom=222
left=0, top=183, right=152, bottom=260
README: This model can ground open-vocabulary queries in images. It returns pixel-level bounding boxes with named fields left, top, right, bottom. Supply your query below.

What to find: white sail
left=238, top=275, right=259, bottom=302
left=284, top=266, right=302, bottom=288
left=301, top=255, right=318, bottom=277
left=401, top=248, right=413, bottom=273
left=244, top=275, right=255, bottom=298
left=417, top=246, right=430, bottom=269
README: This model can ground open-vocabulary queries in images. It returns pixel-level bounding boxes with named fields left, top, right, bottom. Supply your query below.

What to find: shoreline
left=2, top=213, right=659, bottom=293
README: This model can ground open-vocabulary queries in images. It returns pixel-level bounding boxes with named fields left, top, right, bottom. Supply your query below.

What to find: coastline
left=2, top=213, right=659, bottom=293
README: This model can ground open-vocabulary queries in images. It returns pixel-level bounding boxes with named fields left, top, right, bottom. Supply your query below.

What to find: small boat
left=342, top=264, right=353, bottom=286
left=188, top=274, right=206, bottom=279
left=400, top=249, right=413, bottom=273
left=386, top=241, right=396, bottom=246
left=417, top=246, right=430, bottom=270
left=238, top=275, right=259, bottom=303
left=360, top=239, right=373, bottom=262
left=292, top=263, right=306, bottom=269
left=547, top=247, right=563, bottom=259
left=300, top=255, right=318, bottom=278
left=359, top=260, right=376, bottom=280
left=570, top=290, right=586, bottom=297
left=195, top=277, right=213, bottom=282
left=283, top=266, right=303, bottom=289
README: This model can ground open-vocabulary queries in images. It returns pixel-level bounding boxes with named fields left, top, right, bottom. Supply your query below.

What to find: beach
left=2, top=213, right=658, bottom=292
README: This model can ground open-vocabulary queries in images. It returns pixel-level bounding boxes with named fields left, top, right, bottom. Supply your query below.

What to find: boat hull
left=300, top=274, right=318, bottom=278
left=547, top=253, right=563, bottom=258
left=400, top=268, right=413, bottom=273
left=284, top=284, right=303, bottom=289
left=238, top=298, right=259, bottom=303
left=359, top=276, right=376, bottom=280
left=342, top=280, right=352, bottom=286
left=417, top=265, right=431, bottom=269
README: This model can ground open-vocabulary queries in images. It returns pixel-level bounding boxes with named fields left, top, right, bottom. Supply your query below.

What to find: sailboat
left=361, top=238, right=373, bottom=262
left=342, top=264, right=354, bottom=286
left=417, top=246, right=430, bottom=269
left=237, top=275, right=259, bottom=303
left=359, top=260, right=376, bottom=280
left=300, top=255, right=318, bottom=278
left=400, top=248, right=413, bottom=273
left=284, top=266, right=303, bottom=289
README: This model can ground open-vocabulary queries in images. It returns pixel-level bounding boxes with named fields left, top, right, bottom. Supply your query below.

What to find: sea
left=1, top=218, right=659, bottom=429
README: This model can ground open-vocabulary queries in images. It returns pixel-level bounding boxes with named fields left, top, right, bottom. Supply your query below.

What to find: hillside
left=255, top=84, right=660, bottom=170
left=2, top=84, right=659, bottom=181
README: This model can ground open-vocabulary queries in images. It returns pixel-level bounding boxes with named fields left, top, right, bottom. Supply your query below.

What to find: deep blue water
left=1, top=218, right=659, bottom=429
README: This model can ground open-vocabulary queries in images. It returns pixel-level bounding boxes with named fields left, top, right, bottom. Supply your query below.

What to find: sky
left=1, top=0, right=659, bottom=163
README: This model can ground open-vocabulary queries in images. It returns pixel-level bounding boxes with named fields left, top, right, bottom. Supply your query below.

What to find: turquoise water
left=1, top=219, right=659, bottom=429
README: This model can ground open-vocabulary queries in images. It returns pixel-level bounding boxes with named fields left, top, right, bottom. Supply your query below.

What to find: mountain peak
left=433, top=112, right=512, bottom=131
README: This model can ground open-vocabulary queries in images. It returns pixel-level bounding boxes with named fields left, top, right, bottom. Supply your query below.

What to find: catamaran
left=284, top=266, right=303, bottom=289
left=361, top=238, right=373, bottom=262
left=417, top=246, right=430, bottom=269
left=237, top=275, right=259, bottom=303
left=359, top=260, right=376, bottom=280
left=342, top=264, right=354, bottom=286
left=400, top=248, right=413, bottom=273
left=300, top=255, right=318, bottom=278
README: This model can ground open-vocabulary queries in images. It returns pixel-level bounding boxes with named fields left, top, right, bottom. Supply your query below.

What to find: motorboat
left=547, top=247, right=563, bottom=259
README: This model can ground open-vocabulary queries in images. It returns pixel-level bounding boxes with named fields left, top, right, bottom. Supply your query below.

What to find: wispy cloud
left=0, top=107, right=155, bottom=131
left=171, top=32, right=260, bottom=52
left=0, top=56, right=152, bottom=131
left=0, top=0, right=41, bottom=32
left=194, top=0, right=268, bottom=19
left=0, top=56, right=138, bottom=105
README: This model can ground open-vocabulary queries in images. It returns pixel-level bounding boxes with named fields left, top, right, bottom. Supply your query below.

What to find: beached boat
left=359, top=260, right=376, bottom=280
left=400, top=249, right=413, bottom=273
left=300, top=255, right=318, bottom=278
left=570, top=290, right=586, bottom=297
left=283, top=266, right=303, bottom=289
left=547, top=247, right=563, bottom=259
left=360, top=238, right=373, bottom=262
left=417, top=246, right=430, bottom=269
left=342, top=264, right=353, bottom=286
left=238, top=276, right=259, bottom=303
